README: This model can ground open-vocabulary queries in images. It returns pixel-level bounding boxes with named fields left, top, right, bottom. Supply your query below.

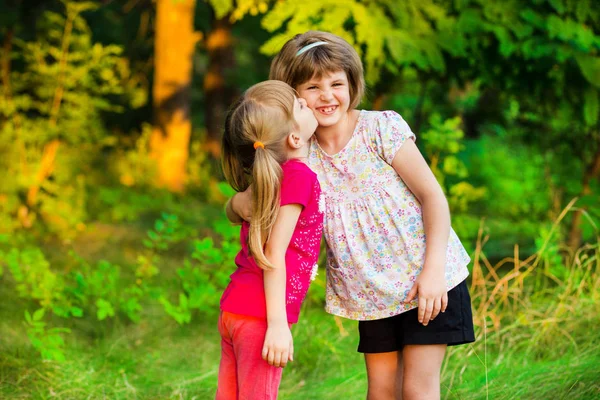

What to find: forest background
left=0, top=0, right=599, bottom=398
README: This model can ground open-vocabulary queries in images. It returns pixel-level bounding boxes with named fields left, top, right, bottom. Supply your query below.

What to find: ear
left=287, top=132, right=302, bottom=149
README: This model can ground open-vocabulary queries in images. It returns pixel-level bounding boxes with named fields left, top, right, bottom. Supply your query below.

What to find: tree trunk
left=150, top=0, right=198, bottom=192
left=203, top=11, right=236, bottom=158
left=568, top=146, right=600, bottom=249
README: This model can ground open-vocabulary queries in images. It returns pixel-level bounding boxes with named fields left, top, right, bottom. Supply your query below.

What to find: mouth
left=315, top=105, right=338, bottom=115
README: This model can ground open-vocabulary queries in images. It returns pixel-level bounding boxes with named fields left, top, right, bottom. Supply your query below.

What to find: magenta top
left=220, top=159, right=324, bottom=323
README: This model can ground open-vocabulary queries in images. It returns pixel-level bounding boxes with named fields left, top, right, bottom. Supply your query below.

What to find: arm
left=391, top=139, right=449, bottom=326
left=261, top=203, right=302, bottom=368
left=225, top=187, right=252, bottom=224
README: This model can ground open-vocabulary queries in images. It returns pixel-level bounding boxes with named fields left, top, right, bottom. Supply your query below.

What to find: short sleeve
left=280, top=163, right=315, bottom=208
left=371, top=111, right=416, bottom=164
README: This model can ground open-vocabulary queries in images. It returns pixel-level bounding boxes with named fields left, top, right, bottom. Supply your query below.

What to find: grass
left=1, top=302, right=598, bottom=399
left=1, top=203, right=599, bottom=399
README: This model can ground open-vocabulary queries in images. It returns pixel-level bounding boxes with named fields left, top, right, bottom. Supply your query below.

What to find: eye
left=307, top=86, right=318, bottom=90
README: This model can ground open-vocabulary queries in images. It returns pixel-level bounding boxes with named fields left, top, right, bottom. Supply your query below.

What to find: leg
left=358, top=314, right=405, bottom=400
left=216, top=312, right=238, bottom=400
left=229, top=313, right=283, bottom=400
left=364, top=351, right=403, bottom=400
left=401, top=344, right=447, bottom=400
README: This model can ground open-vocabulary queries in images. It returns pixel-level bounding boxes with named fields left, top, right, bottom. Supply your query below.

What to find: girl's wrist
left=422, top=257, right=446, bottom=274
left=267, top=317, right=288, bottom=326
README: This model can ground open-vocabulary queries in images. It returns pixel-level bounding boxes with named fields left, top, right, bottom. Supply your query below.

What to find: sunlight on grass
left=1, top=203, right=599, bottom=399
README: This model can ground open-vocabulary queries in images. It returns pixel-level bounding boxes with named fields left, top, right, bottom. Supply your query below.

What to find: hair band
left=296, top=41, right=328, bottom=56
left=253, top=141, right=265, bottom=150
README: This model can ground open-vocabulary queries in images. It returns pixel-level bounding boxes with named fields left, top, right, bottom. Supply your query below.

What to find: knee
left=402, top=375, right=440, bottom=400
left=367, top=380, right=396, bottom=400
left=367, top=370, right=397, bottom=400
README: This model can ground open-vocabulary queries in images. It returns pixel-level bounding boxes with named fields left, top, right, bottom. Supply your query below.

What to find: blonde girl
left=217, top=80, right=323, bottom=399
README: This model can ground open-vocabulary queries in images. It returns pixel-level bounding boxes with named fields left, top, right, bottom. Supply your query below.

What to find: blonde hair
left=222, top=80, right=298, bottom=269
left=269, top=31, right=365, bottom=109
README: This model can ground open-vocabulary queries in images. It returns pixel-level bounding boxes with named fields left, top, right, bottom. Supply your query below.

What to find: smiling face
left=296, top=70, right=351, bottom=130
left=292, top=96, right=318, bottom=143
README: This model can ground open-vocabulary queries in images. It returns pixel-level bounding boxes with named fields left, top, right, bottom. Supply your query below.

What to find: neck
left=287, top=145, right=309, bottom=163
left=315, top=110, right=359, bottom=151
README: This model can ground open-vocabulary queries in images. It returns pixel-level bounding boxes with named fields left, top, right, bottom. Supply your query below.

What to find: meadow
left=1, top=200, right=598, bottom=399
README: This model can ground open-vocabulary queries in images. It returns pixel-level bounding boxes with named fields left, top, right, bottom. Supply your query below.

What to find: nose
left=320, top=87, right=333, bottom=100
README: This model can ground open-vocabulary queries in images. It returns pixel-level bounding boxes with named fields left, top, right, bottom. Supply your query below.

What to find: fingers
left=405, top=284, right=418, bottom=303
left=441, top=292, right=448, bottom=313
left=280, top=349, right=289, bottom=368
left=262, top=346, right=293, bottom=368
left=417, top=297, right=426, bottom=324
left=421, top=295, right=445, bottom=326
left=267, top=348, right=275, bottom=366
left=421, top=298, right=435, bottom=326
left=273, top=350, right=282, bottom=368
left=262, top=344, right=268, bottom=361
left=431, top=297, right=442, bottom=321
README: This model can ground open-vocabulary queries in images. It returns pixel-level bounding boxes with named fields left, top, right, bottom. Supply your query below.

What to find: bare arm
left=261, top=203, right=302, bottom=368
left=391, top=139, right=450, bottom=326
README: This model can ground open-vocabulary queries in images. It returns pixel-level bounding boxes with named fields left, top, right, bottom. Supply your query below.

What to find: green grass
left=1, top=298, right=599, bottom=399
left=1, top=215, right=599, bottom=399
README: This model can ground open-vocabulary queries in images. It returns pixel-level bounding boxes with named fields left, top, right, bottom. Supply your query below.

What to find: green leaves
left=95, top=299, right=115, bottom=321
left=208, top=0, right=235, bottom=19
left=575, top=54, right=600, bottom=89
left=583, top=88, right=599, bottom=126
left=259, top=0, right=460, bottom=84
left=25, top=308, right=71, bottom=362
left=143, top=213, right=191, bottom=251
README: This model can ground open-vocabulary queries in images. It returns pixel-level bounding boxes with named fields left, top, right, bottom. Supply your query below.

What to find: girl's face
left=292, top=97, right=318, bottom=143
left=296, top=70, right=351, bottom=130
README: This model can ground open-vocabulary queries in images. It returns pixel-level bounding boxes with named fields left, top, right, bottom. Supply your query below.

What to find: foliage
left=0, top=0, right=141, bottom=238
left=0, top=0, right=599, bottom=385
left=260, top=0, right=464, bottom=84
left=24, top=308, right=71, bottom=362
left=0, top=214, right=598, bottom=397
left=160, top=200, right=239, bottom=324
left=421, top=115, right=486, bottom=213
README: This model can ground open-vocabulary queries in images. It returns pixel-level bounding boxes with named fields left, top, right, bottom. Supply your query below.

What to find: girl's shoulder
left=282, top=159, right=317, bottom=179
left=357, top=110, right=411, bottom=136
left=358, top=109, right=404, bottom=128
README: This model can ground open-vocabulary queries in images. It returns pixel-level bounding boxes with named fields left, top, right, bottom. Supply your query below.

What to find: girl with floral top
left=229, top=32, right=475, bottom=400
left=217, top=80, right=323, bottom=399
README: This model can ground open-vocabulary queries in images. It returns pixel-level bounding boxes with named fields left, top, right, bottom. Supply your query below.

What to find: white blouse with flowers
left=307, top=110, right=471, bottom=321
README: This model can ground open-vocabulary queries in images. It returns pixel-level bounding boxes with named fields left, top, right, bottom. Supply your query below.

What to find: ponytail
left=248, top=146, right=283, bottom=269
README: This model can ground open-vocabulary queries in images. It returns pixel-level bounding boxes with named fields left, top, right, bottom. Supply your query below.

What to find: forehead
left=306, top=70, right=347, bottom=83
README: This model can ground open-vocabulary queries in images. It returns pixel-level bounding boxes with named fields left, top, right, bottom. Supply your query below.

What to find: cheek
left=335, top=88, right=351, bottom=101
left=299, top=92, right=318, bottom=107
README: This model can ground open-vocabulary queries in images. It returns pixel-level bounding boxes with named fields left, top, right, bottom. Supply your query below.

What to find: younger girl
left=217, top=80, right=323, bottom=399
left=229, top=32, right=475, bottom=400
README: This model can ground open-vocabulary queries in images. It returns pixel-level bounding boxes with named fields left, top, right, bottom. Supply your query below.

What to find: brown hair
left=222, top=80, right=298, bottom=269
left=269, top=31, right=365, bottom=108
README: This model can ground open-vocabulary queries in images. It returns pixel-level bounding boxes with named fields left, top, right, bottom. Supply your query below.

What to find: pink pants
left=216, top=311, right=283, bottom=400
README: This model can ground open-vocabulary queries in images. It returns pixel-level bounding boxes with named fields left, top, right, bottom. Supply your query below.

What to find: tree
left=150, top=0, right=200, bottom=192
left=449, top=0, right=600, bottom=248
left=0, top=0, right=133, bottom=236
left=202, top=0, right=269, bottom=156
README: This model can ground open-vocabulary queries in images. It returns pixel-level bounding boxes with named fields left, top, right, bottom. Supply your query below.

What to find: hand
left=232, top=186, right=252, bottom=222
left=405, top=269, right=448, bottom=326
left=262, top=322, right=294, bottom=368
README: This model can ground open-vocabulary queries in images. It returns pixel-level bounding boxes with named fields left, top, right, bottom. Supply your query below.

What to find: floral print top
left=307, top=110, right=470, bottom=321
